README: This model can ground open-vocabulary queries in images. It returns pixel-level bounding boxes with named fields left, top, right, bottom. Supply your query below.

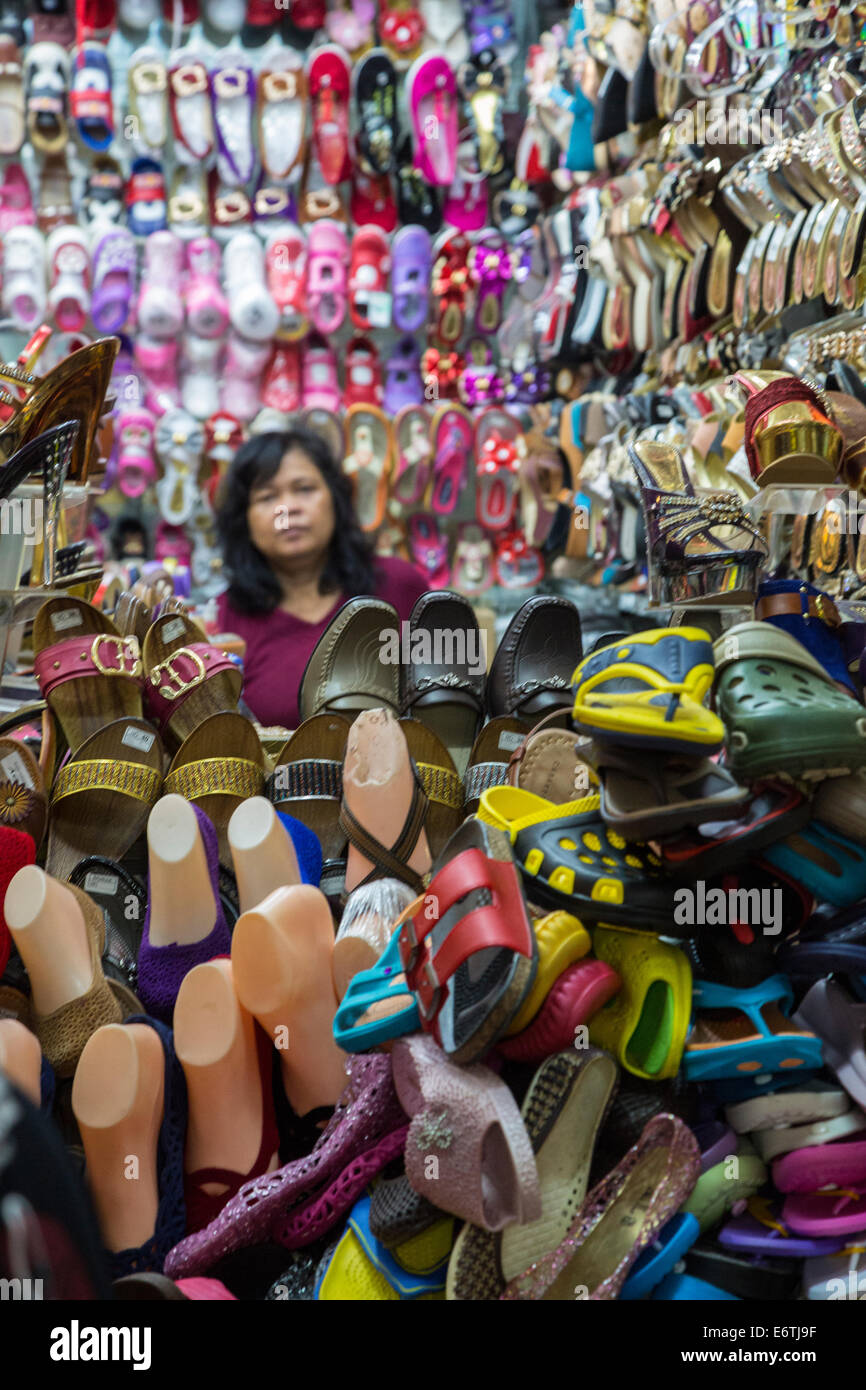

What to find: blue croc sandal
left=333, top=924, right=420, bottom=1053
left=763, top=821, right=866, bottom=908
left=620, top=1212, right=701, bottom=1300
left=683, top=974, right=824, bottom=1083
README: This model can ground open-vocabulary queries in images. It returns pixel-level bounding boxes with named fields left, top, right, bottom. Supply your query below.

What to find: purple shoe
left=163, top=1054, right=406, bottom=1277
left=391, top=224, right=431, bottom=333
left=384, top=336, right=423, bottom=415
left=136, top=804, right=231, bottom=1024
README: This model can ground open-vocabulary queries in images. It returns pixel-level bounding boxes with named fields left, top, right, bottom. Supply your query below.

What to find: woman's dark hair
left=215, top=427, right=377, bottom=615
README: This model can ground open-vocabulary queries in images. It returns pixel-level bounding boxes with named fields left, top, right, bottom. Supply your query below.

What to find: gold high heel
left=728, top=370, right=844, bottom=487
left=0, top=338, right=119, bottom=483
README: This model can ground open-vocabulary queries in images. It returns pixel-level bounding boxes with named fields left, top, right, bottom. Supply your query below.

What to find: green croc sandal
left=683, top=1139, right=767, bottom=1233
left=571, top=627, right=725, bottom=756
left=477, top=786, right=683, bottom=934
left=713, top=622, right=866, bottom=781
left=588, top=925, right=692, bottom=1081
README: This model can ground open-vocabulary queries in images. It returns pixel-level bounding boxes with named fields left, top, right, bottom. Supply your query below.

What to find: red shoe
left=344, top=335, right=382, bottom=408
left=291, top=0, right=326, bottom=28
left=349, top=224, right=391, bottom=330
left=163, top=0, right=198, bottom=22
left=350, top=169, right=398, bottom=233
left=265, top=226, right=307, bottom=340
left=308, top=45, right=352, bottom=186
left=497, top=960, right=621, bottom=1063
left=245, top=0, right=277, bottom=23
left=262, top=343, right=302, bottom=413
left=76, top=0, right=116, bottom=40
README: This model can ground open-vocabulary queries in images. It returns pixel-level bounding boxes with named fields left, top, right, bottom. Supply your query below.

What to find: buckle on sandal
left=149, top=647, right=207, bottom=701
left=91, top=635, right=142, bottom=679
left=810, top=592, right=841, bottom=627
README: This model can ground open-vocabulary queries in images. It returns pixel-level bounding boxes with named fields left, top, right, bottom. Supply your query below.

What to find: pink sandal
left=430, top=403, right=473, bottom=516
left=392, top=1032, right=541, bottom=1231
left=307, top=218, right=349, bottom=334
left=302, top=332, right=341, bottom=412
left=409, top=511, right=450, bottom=587
left=115, top=407, right=157, bottom=498
left=406, top=52, right=458, bottom=186
left=135, top=334, right=180, bottom=416
left=391, top=403, right=432, bottom=510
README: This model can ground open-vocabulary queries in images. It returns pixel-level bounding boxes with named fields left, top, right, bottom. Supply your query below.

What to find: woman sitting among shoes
left=215, top=427, right=427, bottom=729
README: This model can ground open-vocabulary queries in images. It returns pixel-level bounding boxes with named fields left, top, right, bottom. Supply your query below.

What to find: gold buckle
left=149, top=647, right=207, bottom=701
left=91, top=635, right=142, bottom=679
left=812, top=593, right=841, bottom=627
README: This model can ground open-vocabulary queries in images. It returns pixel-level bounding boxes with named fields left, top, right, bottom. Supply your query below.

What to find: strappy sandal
left=340, top=709, right=431, bottom=895
left=572, top=626, right=725, bottom=755
left=478, top=786, right=682, bottom=934
left=398, top=719, right=463, bottom=859
left=713, top=622, right=866, bottom=781
left=683, top=975, right=825, bottom=1083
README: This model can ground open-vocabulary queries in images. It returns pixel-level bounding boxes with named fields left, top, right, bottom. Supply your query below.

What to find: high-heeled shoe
left=630, top=437, right=768, bottom=606
left=727, top=370, right=844, bottom=487
left=0, top=337, right=118, bottom=482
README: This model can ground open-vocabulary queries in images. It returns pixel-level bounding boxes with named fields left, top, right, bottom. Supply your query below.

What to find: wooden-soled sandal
left=45, top=715, right=163, bottom=881
left=463, top=716, right=528, bottom=816
left=0, top=734, right=47, bottom=847
left=142, top=610, right=242, bottom=751
left=33, top=596, right=144, bottom=755
left=398, top=718, right=463, bottom=859
left=268, top=712, right=350, bottom=864
left=164, top=710, right=265, bottom=864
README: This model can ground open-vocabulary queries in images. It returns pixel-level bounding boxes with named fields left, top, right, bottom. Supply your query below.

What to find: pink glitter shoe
left=501, top=1114, right=700, bottom=1300
left=163, top=1054, right=405, bottom=1278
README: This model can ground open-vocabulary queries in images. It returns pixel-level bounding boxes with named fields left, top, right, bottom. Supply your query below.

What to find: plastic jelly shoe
left=588, top=925, right=692, bottom=1082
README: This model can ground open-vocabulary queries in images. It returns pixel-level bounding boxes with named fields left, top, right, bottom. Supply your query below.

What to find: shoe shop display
left=4, top=0, right=866, bottom=1342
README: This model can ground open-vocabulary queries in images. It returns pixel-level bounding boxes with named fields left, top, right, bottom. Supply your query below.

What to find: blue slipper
left=683, top=975, right=824, bottom=1083
left=620, top=1212, right=700, bottom=1300
left=333, top=926, right=420, bottom=1053
left=764, top=821, right=866, bottom=908
left=276, top=810, right=323, bottom=887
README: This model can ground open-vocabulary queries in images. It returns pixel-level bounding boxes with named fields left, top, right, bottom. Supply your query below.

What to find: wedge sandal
left=683, top=975, right=824, bottom=1083
left=713, top=622, right=866, bottom=781
left=478, top=785, right=681, bottom=934
left=588, top=925, right=692, bottom=1081
left=571, top=626, right=725, bottom=755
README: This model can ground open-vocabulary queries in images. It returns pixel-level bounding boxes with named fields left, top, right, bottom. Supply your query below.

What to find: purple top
left=216, top=555, right=428, bottom=729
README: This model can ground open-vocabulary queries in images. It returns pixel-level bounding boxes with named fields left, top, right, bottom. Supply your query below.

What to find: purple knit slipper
left=136, top=804, right=231, bottom=1024
left=163, top=1054, right=406, bottom=1278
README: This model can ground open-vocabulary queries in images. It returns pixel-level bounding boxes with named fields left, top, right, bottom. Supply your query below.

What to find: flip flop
left=684, top=975, right=825, bottom=1083
left=45, top=716, right=163, bottom=882
left=408, top=512, right=450, bottom=588
left=430, top=403, right=472, bottom=516
left=588, top=924, right=692, bottom=1081
left=580, top=748, right=746, bottom=843
left=620, top=1213, right=702, bottom=1300
left=719, top=1199, right=848, bottom=1257
left=780, top=906, right=866, bottom=984
left=682, top=1140, right=767, bottom=1234
left=344, top=404, right=394, bottom=531
left=391, top=403, right=432, bottom=509
left=794, top=978, right=866, bottom=1111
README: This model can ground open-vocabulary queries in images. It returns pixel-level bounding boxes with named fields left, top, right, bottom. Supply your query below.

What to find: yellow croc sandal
left=588, top=925, right=692, bottom=1081
left=317, top=1194, right=449, bottom=1300
left=476, top=786, right=685, bottom=936
left=571, top=627, right=725, bottom=755
left=505, top=910, right=591, bottom=1037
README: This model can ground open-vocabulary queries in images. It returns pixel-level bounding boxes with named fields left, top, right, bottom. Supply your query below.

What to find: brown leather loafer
left=486, top=596, right=582, bottom=720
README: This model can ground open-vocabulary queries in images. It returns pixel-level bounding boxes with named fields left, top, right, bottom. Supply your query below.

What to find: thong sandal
left=588, top=925, right=692, bottom=1081
left=589, top=744, right=747, bottom=841
left=477, top=785, right=682, bottom=934
left=572, top=626, right=725, bottom=755
left=683, top=975, right=825, bottom=1083
left=269, top=712, right=350, bottom=863
left=33, top=597, right=144, bottom=755
left=45, top=716, right=163, bottom=882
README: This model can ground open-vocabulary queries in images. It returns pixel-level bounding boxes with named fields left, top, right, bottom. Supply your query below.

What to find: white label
left=161, top=617, right=186, bottom=643
left=0, top=750, right=34, bottom=790
left=121, top=726, right=155, bottom=753
left=365, top=291, right=392, bottom=329
left=498, top=730, right=524, bottom=752
left=50, top=608, right=83, bottom=631
left=84, top=871, right=119, bottom=896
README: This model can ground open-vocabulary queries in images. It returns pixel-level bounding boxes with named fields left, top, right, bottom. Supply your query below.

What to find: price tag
left=364, top=291, right=393, bottom=330
left=161, top=618, right=186, bottom=643
left=0, top=750, right=34, bottom=789
left=84, top=872, right=119, bottom=896
left=122, top=726, right=155, bottom=753
left=51, top=608, right=83, bottom=631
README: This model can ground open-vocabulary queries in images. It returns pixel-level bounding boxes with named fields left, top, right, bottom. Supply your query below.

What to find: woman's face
left=246, top=448, right=336, bottom=568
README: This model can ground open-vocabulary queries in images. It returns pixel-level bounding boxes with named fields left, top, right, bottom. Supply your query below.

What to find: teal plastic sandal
left=683, top=974, right=824, bottom=1083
